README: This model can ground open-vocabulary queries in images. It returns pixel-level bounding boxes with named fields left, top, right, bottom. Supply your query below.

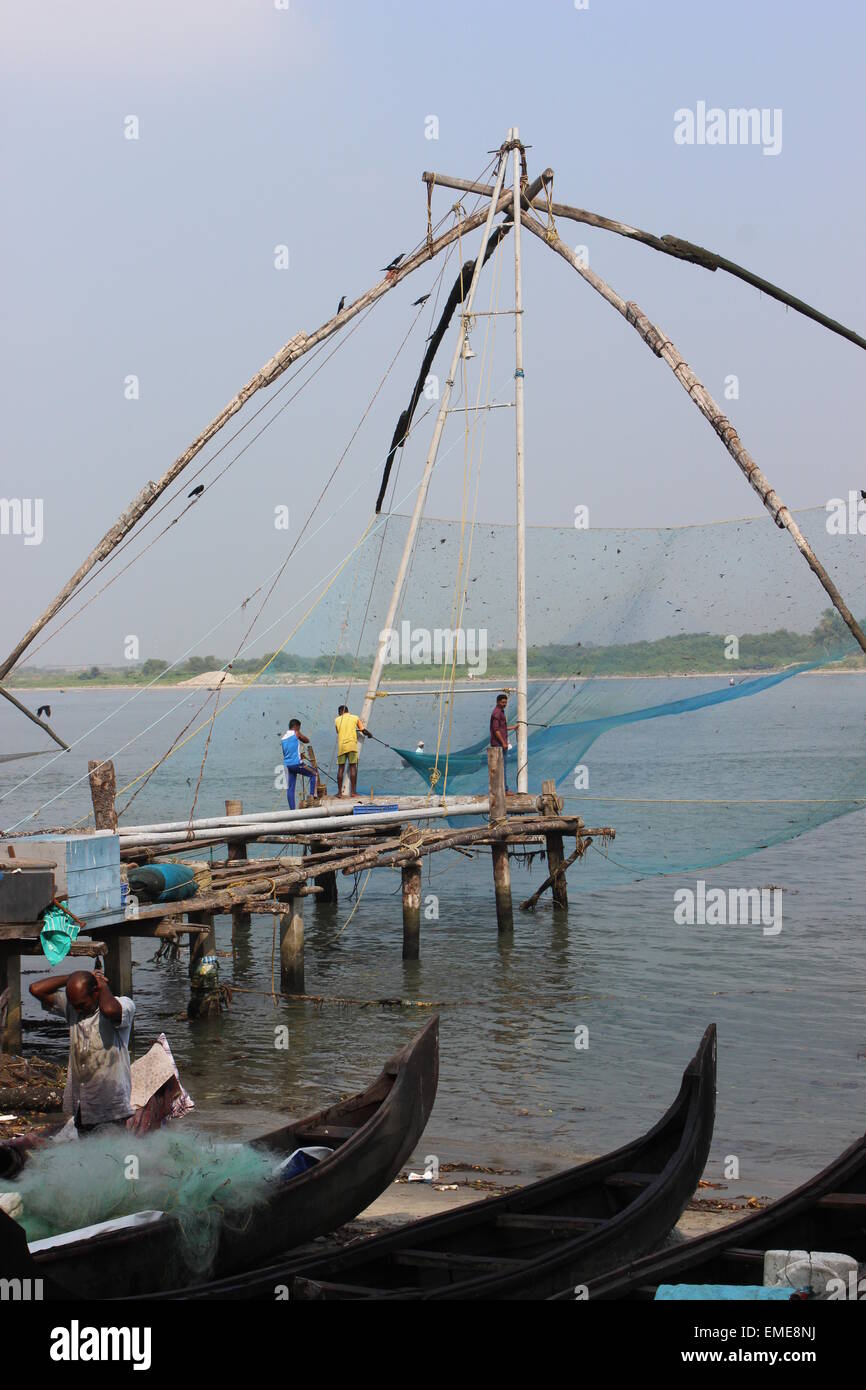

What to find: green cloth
left=40, top=903, right=80, bottom=965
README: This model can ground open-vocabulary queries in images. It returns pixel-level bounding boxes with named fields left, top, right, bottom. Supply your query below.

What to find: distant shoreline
left=6, top=668, right=861, bottom=694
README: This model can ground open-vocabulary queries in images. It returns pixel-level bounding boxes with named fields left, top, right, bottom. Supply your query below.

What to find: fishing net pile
left=289, top=503, right=866, bottom=885
left=10, top=1128, right=277, bottom=1274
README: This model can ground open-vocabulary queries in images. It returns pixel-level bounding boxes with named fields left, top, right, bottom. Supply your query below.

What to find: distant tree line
left=10, top=611, right=860, bottom=687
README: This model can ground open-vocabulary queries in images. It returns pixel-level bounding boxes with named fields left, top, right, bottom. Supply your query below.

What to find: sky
left=1, top=0, right=864, bottom=668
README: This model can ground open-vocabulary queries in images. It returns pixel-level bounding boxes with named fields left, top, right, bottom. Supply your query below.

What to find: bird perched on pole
left=381, top=254, right=404, bottom=273
left=337, top=295, right=346, bottom=313
left=412, top=293, right=430, bottom=307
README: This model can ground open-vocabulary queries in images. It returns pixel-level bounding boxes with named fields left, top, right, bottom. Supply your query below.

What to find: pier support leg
left=488, top=746, right=513, bottom=933
left=226, top=799, right=251, bottom=937
left=105, top=933, right=134, bottom=1046
left=188, top=911, right=220, bottom=1020
left=88, top=757, right=118, bottom=832
left=280, top=896, right=304, bottom=993
left=401, top=861, right=421, bottom=960
left=311, top=839, right=338, bottom=905
left=0, top=946, right=22, bottom=1054
left=542, top=781, right=568, bottom=910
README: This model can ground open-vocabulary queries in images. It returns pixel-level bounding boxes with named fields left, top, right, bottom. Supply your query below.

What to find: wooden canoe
left=167, top=1023, right=716, bottom=1300
left=10, top=1015, right=438, bottom=1299
left=571, top=1122, right=866, bottom=1300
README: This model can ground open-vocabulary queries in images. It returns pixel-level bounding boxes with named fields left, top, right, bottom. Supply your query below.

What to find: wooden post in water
left=488, top=747, right=513, bottom=932
left=310, top=839, right=338, bottom=905
left=0, top=946, right=22, bottom=1054
left=188, top=911, right=220, bottom=1019
left=225, top=799, right=251, bottom=936
left=541, top=778, right=568, bottom=910
left=280, top=896, right=304, bottom=993
left=88, top=758, right=134, bottom=1033
left=401, top=860, right=422, bottom=960
left=104, top=933, right=133, bottom=998
left=88, top=759, right=118, bottom=831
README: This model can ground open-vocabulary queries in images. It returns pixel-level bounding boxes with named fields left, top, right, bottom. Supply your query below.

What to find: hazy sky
left=2, top=0, right=864, bottom=667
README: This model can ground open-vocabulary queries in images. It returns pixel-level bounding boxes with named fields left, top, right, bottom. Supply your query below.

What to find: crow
left=381, top=254, right=404, bottom=273
left=188, top=485, right=204, bottom=499
left=36, top=704, right=51, bottom=719
left=412, top=293, right=430, bottom=307
left=337, top=295, right=346, bottom=313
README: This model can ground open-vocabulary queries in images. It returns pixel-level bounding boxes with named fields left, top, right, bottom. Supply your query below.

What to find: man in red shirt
left=489, top=692, right=515, bottom=789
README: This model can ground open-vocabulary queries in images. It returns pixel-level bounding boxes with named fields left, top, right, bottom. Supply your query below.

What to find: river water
left=2, top=678, right=865, bottom=1199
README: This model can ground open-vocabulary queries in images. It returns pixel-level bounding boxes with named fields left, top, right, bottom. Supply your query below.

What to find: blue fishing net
left=284, top=504, right=866, bottom=885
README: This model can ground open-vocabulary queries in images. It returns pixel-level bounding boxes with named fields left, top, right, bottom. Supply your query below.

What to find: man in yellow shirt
left=335, top=704, right=368, bottom=796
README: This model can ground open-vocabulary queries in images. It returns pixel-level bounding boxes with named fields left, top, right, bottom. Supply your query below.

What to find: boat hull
left=168, top=1024, right=716, bottom=1300
left=20, top=1016, right=438, bottom=1299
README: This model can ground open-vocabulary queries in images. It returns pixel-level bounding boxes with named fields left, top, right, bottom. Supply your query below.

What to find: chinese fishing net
left=9, top=1128, right=278, bottom=1277
left=288, top=504, right=866, bottom=887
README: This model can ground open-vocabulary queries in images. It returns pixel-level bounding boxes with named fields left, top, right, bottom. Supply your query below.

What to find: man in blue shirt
left=281, top=717, right=318, bottom=809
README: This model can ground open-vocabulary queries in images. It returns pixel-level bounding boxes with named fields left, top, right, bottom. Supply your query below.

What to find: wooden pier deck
left=0, top=749, right=614, bottom=1050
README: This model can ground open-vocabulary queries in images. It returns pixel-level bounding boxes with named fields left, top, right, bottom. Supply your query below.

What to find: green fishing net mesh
left=11, top=1128, right=278, bottom=1275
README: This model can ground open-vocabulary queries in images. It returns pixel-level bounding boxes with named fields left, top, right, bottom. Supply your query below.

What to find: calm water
left=2, top=678, right=865, bottom=1198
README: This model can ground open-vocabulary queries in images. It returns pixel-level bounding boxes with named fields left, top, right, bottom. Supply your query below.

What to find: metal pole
left=359, top=137, right=513, bottom=747
left=511, top=128, right=529, bottom=793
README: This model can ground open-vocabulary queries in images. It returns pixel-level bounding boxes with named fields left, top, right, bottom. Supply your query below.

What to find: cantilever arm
left=423, top=170, right=866, bottom=352
left=0, top=192, right=519, bottom=686
left=520, top=207, right=866, bottom=659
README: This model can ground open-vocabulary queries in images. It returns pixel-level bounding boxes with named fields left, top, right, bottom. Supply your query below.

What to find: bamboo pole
left=358, top=137, right=514, bottom=742
left=0, top=192, right=525, bottom=686
left=118, top=801, right=497, bottom=847
left=511, top=129, right=529, bottom=794
left=523, top=211, right=866, bottom=657
left=423, top=170, right=866, bottom=352
left=117, top=792, right=501, bottom=836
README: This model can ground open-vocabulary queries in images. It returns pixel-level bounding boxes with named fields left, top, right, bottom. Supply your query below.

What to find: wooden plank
left=816, top=1191, right=866, bottom=1211
left=495, top=1213, right=605, bottom=1232
left=0, top=944, right=22, bottom=1053
left=392, top=1248, right=525, bottom=1271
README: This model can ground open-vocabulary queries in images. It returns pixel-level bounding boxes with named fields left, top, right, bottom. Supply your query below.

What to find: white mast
left=511, top=127, right=529, bottom=792
left=358, top=136, right=513, bottom=765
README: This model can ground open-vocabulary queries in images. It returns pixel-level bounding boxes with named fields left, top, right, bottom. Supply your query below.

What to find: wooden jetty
left=0, top=748, right=613, bottom=1051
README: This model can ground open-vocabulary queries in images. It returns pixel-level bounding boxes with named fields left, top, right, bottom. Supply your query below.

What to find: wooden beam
left=423, top=169, right=866, bottom=351
left=0, top=168, right=529, bottom=683
left=523, top=209, right=866, bottom=658
left=0, top=685, right=68, bottom=750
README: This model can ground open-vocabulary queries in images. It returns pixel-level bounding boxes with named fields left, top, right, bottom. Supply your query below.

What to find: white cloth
left=49, top=988, right=135, bottom=1125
